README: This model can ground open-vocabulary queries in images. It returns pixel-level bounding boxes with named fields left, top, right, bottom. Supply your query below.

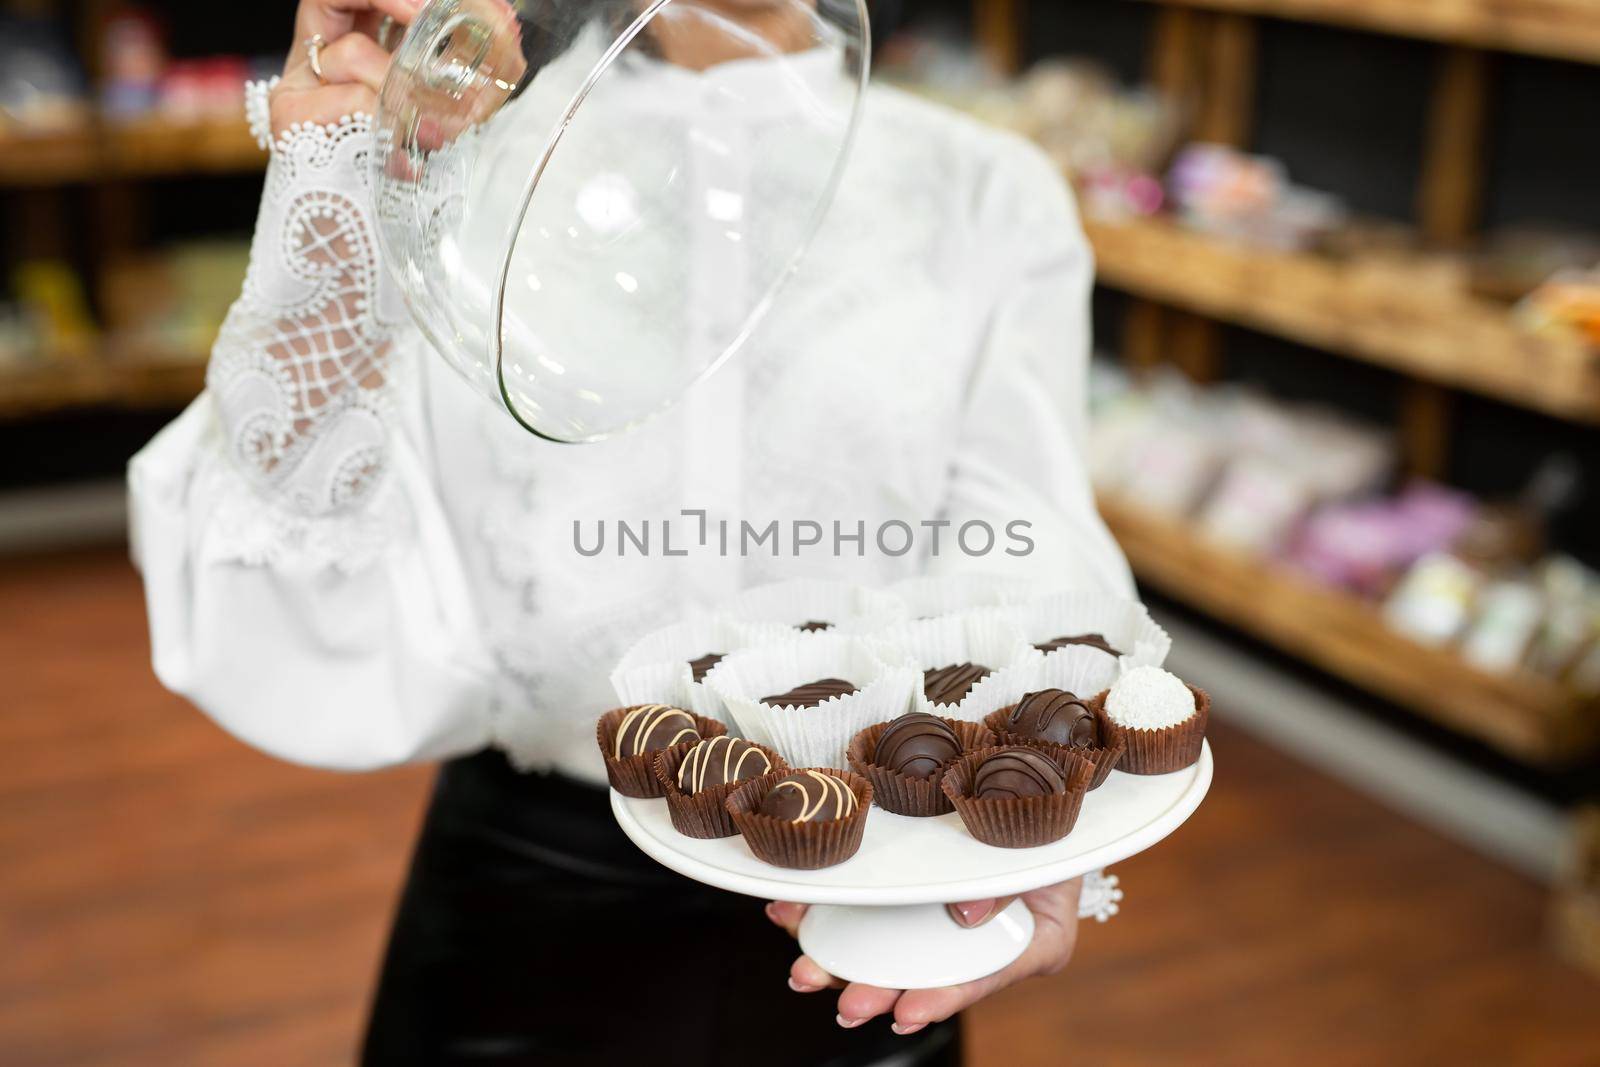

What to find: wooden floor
left=1, top=550, right=1596, bottom=1066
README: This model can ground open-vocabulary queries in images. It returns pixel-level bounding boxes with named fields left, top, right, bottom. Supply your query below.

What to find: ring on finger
left=305, top=34, right=327, bottom=82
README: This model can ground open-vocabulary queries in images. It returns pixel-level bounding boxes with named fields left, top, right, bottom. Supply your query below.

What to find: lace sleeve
left=206, top=78, right=409, bottom=517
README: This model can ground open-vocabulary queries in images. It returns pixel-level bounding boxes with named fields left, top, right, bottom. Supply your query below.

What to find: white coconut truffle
left=1104, top=666, right=1196, bottom=730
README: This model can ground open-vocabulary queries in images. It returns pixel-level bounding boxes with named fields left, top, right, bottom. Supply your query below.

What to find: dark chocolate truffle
left=688, top=652, right=724, bottom=683
left=612, top=705, right=700, bottom=758
left=972, top=747, right=1069, bottom=800
left=796, top=620, right=833, bottom=632
left=761, top=677, right=858, bottom=708
left=676, top=736, right=773, bottom=793
left=1007, top=689, right=1099, bottom=748
left=758, top=770, right=858, bottom=822
left=1034, top=632, right=1122, bottom=657
left=873, top=712, right=962, bottom=778
left=922, top=662, right=991, bottom=705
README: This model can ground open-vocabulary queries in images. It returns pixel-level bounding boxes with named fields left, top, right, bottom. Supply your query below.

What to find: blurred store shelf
left=1099, top=493, right=1600, bottom=765
left=1133, top=0, right=1600, bottom=65
left=1086, top=215, right=1600, bottom=424
left=0, top=348, right=205, bottom=418
left=0, top=116, right=262, bottom=187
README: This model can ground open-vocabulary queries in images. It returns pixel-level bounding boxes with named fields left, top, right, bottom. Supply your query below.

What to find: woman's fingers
left=295, top=0, right=422, bottom=46
left=946, top=895, right=1018, bottom=928
left=836, top=982, right=903, bottom=1029
left=788, top=954, right=844, bottom=993
left=315, top=32, right=394, bottom=93
left=764, top=900, right=807, bottom=938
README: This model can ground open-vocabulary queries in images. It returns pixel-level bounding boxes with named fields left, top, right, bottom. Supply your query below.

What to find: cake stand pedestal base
left=798, top=899, right=1034, bottom=989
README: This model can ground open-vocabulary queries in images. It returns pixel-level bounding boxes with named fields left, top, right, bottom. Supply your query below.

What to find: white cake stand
left=612, top=742, right=1212, bottom=989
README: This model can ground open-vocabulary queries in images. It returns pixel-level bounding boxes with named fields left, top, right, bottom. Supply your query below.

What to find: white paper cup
left=1003, top=590, right=1172, bottom=670
left=716, top=578, right=907, bottom=635
left=704, top=633, right=919, bottom=769
left=886, top=573, right=1045, bottom=619
left=947, top=645, right=1124, bottom=726
left=609, top=617, right=790, bottom=725
left=868, top=610, right=1040, bottom=716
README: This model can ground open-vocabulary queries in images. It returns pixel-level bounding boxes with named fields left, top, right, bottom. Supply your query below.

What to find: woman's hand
left=766, top=878, right=1083, bottom=1035
left=270, top=0, right=422, bottom=137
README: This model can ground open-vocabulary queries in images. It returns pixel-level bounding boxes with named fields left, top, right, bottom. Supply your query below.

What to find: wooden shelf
left=1086, top=215, right=1600, bottom=424
left=0, top=117, right=263, bottom=187
left=1099, top=493, right=1600, bottom=765
left=1133, top=0, right=1600, bottom=66
left=0, top=351, right=206, bottom=419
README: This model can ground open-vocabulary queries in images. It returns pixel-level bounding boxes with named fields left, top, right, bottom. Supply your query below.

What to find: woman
left=129, top=0, right=1134, bottom=1062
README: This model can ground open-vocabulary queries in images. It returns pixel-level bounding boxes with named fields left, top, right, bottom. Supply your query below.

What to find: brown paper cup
left=726, top=768, right=873, bottom=869
left=595, top=706, right=726, bottom=799
left=846, top=718, right=996, bottom=816
left=1092, top=685, right=1209, bottom=774
left=653, top=741, right=790, bottom=839
left=940, top=745, right=1093, bottom=849
left=982, top=703, right=1125, bottom=790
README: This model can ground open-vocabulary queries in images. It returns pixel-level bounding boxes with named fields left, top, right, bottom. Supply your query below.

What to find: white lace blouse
left=127, top=74, right=1134, bottom=782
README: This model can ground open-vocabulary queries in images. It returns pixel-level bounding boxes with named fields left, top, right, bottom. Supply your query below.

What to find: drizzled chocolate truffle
left=873, top=712, right=962, bottom=778
left=796, top=620, right=833, bottom=632
left=973, top=747, right=1068, bottom=800
left=1008, top=689, right=1099, bottom=749
left=1034, top=632, right=1122, bottom=657
left=922, top=662, right=990, bottom=705
left=688, top=653, right=724, bottom=683
left=758, top=770, right=858, bottom=822
left=612, top=705, right=700, bottom=758
left=676, top=736, right=772, bottom=794
left=761, top=678, right=858, bottom=708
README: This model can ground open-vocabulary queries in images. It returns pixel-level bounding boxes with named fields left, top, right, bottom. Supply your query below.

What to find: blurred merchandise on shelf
left=1090, top=363, right=1600, bottom=694
left=1471, top=227, right=1600, bottom=304
left=1517, top=270, right=1600, bottom=348
left=5, top=262, right=97, bottom=364
left=0, top=13, right=89, bottom=132
left=104, top=240, right=249, bottom=359
left=100, top=6, right=165, bottom=118
left=1168, top=144, right=1347, bottom=253
left=877, top=33, right=1181, bottom=219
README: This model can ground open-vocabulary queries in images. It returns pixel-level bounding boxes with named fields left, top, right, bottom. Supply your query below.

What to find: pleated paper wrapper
left=610, top=616, right=790, bottom=726
left=715, top=578, right=908, bottom=635
left=594, top=707, right=727, bottom=799
left=1002, top=590, right=1173, bottom=670
left=653, top=740, right=789, bottom=839
left=940, top=745, right=1094, bottom=849
left=704, top=633, right=918, bottom=770
left=1092, top=684, right=1210, bottom=774
left=867, top=610, right=1041, bottom=716
left=846, top=717, right=997, bottom=816
left=885, top=573, right=1047, bottom=620
left=725, top=768, right=873, bottom=869
left=911, top=643, right=1122, bottom=727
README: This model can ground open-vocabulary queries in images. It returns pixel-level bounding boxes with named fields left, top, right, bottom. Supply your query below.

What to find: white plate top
left=612, top=741, right=1212, bottom=906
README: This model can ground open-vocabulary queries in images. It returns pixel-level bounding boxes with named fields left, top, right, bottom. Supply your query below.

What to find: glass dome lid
left=373, top=0, right=871, bottom=442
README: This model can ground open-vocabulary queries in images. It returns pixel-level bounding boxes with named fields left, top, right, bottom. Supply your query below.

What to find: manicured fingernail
left=892, top=1022, right=926, bottom=1036
left=952, top=901, right=992, bottom=927
left=788, top=977, right=818, bottom=993
left=836, top=1014, right=866, bottom=1029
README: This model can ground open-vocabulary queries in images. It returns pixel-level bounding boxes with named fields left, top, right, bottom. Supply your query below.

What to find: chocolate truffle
left=1008, top=689, right=1099, bottom=748
left=972, top=747, right=1069, bottom=800
left=760, top=677, right=858, bottom=708
left=873, top=712, right=962, bottom=778
left=676, top=736, right=773, bottom=794
left=688, top=652, right=724, bottom=683
left=1034, top=632, right=1122, bottom=657
left=758, top=770, right=858, bottom=822
left=796, top=620, right=833, bottom=632
left=612, top=705, right=700, bottom=758
left=922, top=662, right=991, bottom=705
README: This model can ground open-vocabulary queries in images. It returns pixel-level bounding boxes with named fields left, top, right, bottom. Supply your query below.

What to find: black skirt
left=362, top=749, right=962, bottom=1066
